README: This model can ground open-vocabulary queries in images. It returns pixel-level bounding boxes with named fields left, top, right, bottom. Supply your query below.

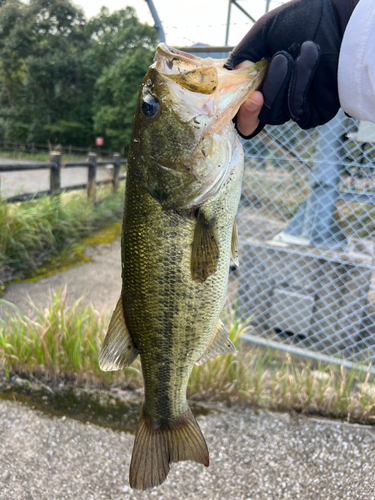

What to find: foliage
left=0, top=183, right=125, bottom=275
left=93, top=45, right=154, bottom=153
left=0, top=288, right=140, bottom=385
left=0, top=0, right=157, bottom=151
left=88, top=7, right=156, bottom=153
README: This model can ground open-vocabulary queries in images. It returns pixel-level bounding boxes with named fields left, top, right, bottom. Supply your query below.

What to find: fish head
left=130, top=44, right=268, bottom=209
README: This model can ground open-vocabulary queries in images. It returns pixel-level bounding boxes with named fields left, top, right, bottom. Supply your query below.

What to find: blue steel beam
left=145, top=0, right=166, bottom=43
left=225, top=0, right=255, bottom=46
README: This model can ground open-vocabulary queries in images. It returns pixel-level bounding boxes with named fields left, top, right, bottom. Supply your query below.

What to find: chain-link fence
left=228, top=110, right=375, bottom=368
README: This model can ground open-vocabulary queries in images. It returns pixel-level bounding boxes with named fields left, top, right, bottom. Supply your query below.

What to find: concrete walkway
left=1, top=239, right=122, bottom=316
left=0, top=398, right=374, bottom=500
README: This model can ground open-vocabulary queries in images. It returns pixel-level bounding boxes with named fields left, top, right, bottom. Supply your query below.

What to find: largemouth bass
left=99, top=44, right=267, bottom=490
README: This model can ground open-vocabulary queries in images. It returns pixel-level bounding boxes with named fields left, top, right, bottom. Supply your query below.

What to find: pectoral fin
left=99, top=296, right=139, bottom=371
left=191, top=211, right=219, bottom=283
left=196, top=320, right=236, bottom=365
left=231, top=219, right=239, bottom=268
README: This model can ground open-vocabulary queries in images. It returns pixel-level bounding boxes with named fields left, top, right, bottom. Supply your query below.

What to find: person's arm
left=226, top=0, right=359, bottom=138
left=338, top=0, right=375, bottom=123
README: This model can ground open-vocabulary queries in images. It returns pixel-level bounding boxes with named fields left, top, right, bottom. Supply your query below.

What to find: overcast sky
left=71, top=0, right=286, bottom=47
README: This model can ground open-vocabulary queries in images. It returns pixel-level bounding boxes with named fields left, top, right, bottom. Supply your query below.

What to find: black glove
left=225, top=0, right=359, bottom=138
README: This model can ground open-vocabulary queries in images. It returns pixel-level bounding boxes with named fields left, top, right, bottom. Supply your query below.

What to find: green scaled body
left=123, top=137, right=242, bottom=422
left=99, top=44, right=268, bottom=490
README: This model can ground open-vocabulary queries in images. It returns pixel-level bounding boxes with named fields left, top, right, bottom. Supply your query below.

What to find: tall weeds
left=0, top=185, right=124, bottom=275
left=1, top=291, right=375, bottom=423
left=0, top=289, right=141, bottom=387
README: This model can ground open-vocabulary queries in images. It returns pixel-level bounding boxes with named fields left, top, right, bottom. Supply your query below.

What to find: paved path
left=0, top=157, right=114, bottom=199
left=0, top=398, right=374, bottom=500
left=2, top=239, right=122, bottom=316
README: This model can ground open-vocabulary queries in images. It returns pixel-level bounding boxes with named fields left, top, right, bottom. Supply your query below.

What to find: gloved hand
left=225, top=0, right=360, bottom=138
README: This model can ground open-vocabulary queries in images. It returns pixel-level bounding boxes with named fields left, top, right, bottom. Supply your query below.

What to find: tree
left=90, top=6, right=157, bottom=152
left=84, top=6, right=156, bottom=70
left=86, top=6, right=157, bottom=152
left=0, top=1, right=31, bottom=109
left=0, top=0, right=158, bottom=148
left=93, top=44, right=155, bottom=153
left=21, top=0, right=91, bottom=144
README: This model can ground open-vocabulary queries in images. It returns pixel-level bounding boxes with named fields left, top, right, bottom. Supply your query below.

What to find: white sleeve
left=338, top=0, right=375, bottom=123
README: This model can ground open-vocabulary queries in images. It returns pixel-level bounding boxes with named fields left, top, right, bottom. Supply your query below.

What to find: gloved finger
left=259, top=51, right=294, bottom=125
left=288, top=41, right=320, bottom=127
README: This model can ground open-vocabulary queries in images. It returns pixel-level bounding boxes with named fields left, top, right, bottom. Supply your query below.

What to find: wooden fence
left=0, top=140, right=115, bottom=158
left=0, top=152, right=127, bottom=203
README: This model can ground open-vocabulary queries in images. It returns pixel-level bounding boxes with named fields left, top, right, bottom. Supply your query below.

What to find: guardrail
left=0, top=152, right=127, bottom=203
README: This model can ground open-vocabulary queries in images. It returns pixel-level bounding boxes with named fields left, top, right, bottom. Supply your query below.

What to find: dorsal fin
left=196, top=320, right=236, bottom=365
left=191, top=210, right=219, bottom=284
left=99, top=296, right=139, bottom=371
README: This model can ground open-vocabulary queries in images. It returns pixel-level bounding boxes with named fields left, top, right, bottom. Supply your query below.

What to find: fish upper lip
left=156, top=43, right=201, bottom=63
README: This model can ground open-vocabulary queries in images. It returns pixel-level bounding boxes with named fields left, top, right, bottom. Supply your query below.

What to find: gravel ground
left=0, top=398, right=374, bottom=500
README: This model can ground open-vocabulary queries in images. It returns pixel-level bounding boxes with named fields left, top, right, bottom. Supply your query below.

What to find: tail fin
left=129, top=406, right=209, bottom=490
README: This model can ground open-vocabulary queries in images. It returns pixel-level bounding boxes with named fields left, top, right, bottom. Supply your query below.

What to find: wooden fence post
left=113, top=153, right=121, bottom=193
left=87, top=152, right=97, bottom=201
left=49, top=151, right=61, bottom=195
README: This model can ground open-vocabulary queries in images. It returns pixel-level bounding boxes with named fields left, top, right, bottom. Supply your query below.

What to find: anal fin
left=196, top=320, right=236, bottom=365
left=98, top=296, right=139, bottom=371
left=191, top=210, right=219, bottom=283
left=231, top=219, right=239, bottom=268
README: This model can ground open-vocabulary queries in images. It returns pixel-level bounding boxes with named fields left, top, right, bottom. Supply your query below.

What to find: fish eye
left=141, top=94, right=160, bottom=118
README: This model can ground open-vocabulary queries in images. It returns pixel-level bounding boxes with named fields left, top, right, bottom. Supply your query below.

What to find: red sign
left=95, top=137, right=104, bottom=146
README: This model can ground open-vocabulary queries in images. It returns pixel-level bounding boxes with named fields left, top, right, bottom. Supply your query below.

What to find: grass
left=0, top=289, right=141, bottom=387
left=188, top=308, right=375, bottom=423
left=1, top=290, right=375, bottom=424
left=0, top=183, right=125, bottom=279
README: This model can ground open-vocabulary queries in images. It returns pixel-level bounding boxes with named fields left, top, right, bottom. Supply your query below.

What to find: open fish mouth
left=130, top=44, right=269, bottom=210
left=153, top=43, right=268, bottom=131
